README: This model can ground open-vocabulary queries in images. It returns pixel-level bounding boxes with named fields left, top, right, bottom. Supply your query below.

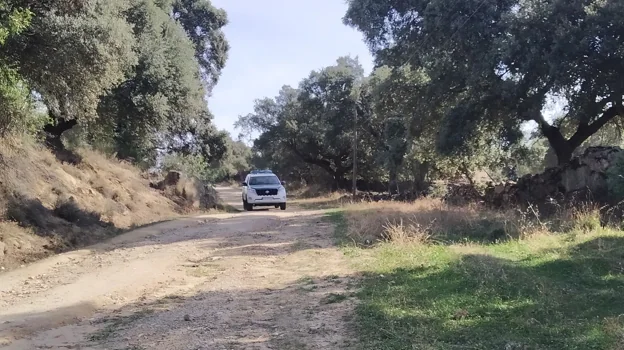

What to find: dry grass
left=341, top=199, right=606, bottom=246
left=0, top=136, right=212, bottom=270
left=291, top=191, right=351, bottom=210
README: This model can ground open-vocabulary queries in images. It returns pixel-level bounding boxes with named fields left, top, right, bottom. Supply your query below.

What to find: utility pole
left=352, top=102, right=357, bottom=198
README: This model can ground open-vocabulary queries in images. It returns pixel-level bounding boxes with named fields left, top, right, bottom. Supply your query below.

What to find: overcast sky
left=208, top=0, right=374, bottom=138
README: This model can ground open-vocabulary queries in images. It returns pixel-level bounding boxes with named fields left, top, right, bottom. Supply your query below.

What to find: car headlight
left=278, top=186, right=286, bottom=195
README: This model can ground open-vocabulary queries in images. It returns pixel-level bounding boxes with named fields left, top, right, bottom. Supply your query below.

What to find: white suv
left=241, top=170, right=287, bottom=211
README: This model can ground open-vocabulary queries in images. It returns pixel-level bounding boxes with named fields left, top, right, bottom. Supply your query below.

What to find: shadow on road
left=1, top=269, right=358, bottom=349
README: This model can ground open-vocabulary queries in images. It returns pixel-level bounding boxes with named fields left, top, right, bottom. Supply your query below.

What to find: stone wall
left=482, top=146, right=622, bottom=208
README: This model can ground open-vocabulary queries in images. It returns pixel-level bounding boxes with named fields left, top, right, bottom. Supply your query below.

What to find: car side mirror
left=281, top=181, right=286, bottom=185
left=242, top=182, right=248, bottom=187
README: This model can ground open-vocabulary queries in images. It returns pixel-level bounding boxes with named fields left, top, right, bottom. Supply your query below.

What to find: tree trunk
left=43, top=115, right=77, bottom=151
left=541, top=125, right=574, bottom=166
left=42, top=114, right=80, bottom=164
left=388, top=167, right=398, bottom=195
left=537, top=104, right=623, bottom=165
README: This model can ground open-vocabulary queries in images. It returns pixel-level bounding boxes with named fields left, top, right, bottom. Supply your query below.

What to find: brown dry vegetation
left=342, top=199, right=604, bottom=246
left=0, top=137, right=212, bottom=270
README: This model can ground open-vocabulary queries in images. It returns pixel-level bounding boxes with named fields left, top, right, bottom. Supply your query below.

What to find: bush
left=161, top=153, right=209, bottom=181
left=427, top=182, right=448, bottom=199
left=0, top=67, right=48, bottom=137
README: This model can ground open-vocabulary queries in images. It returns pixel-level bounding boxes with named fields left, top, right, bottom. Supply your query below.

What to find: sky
left=208, top=0, right=374, bottom=138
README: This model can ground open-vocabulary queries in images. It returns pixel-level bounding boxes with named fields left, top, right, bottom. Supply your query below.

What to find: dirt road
left=0, top=187, right=355, bottom=349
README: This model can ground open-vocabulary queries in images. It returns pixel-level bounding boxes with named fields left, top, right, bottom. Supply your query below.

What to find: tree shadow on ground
left=356, top=236, right=624, bottom=349
left=0, top=272, right=359, bottom=349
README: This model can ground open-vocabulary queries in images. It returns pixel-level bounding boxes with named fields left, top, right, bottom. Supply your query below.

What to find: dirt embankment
left=0, top=138, right=214, bottom=270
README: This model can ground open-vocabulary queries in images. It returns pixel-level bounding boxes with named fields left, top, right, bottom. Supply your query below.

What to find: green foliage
left=172, top=0, right=229, bottom=88
left=238, top=57, right=398, bottom=188
left=0, top=2, right=35, bottom=135
left=0, top=2, right=31, bottom=45
left=345, top=0, right=624, bottom=165
left=239, top=56, right=546, bottom=190
left=0, top=0, right=229, bottom=168
left=0, top=67, right=38, bottom=136
left=4, top=0, right=137, bottom=122
left=103, top=0, right=229, bottom=165
left=210, top=137, right=252, bottom=180
left=160, top=133, right=251, bottom=183
left=161, top=152, right=209, bottom=180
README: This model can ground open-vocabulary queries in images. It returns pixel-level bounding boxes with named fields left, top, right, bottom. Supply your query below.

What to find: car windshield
left=249, top=176, right=280, bottom=186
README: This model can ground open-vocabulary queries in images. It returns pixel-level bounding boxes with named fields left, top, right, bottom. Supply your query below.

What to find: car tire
left=280, top=203, right=286, bottom=211
left=243, top=199, right=252, bottom=211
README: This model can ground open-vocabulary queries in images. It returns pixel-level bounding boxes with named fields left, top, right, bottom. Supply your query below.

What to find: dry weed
left=343, top=199, right=560, bottom=245
left=0, top=136, right=186, bottom=270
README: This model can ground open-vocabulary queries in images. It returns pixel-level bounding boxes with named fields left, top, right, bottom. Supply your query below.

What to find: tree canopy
left=0, top=0, right=230, bottom=167
left=344, top=0, right=624, bottom=165
left=240, top=55, right=548, bottom=192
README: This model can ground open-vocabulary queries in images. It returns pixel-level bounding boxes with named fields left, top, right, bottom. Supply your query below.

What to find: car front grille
left=254, top=188, right=278, bottom=196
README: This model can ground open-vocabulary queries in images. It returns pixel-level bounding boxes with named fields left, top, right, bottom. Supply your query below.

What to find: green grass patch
left=321, top=292, right=349, bottom=305
left=348, top=226, right=624, bottom=349
left=326, top=210, right=350, bottom=246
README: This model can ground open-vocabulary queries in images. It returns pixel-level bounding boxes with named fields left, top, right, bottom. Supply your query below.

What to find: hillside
left=0, top=138, right=205, bottom=271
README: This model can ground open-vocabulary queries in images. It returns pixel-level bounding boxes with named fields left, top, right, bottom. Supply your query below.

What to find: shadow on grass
left=356, top=236, right=624, bottom=349
left=325, top=210, right=350, bottom=247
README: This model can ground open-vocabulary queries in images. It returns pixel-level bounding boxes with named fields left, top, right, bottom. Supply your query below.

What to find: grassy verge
left=335, top=201, right=624, bottom=350
left=326, top=210, right=350, bottom=246
left=291, top=192, right=351, bottom=210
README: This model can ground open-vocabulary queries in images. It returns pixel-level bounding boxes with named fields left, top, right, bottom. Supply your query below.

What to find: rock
left=0, top=242, right=5, bottom=259
left=150, top=171, right=221, bottom=210
left=484, top=146, right=623, bottom=208
left=184, top=314, right=191, bottom=321
left=443, top=184, right=484, bottom=205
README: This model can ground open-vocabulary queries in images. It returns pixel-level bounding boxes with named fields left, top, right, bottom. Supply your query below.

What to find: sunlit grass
left=330, top=201, right=624, bottom=350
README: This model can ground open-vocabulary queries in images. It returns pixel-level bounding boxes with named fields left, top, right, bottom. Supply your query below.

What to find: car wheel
left=243, top=199, right=252, bottom=211
left=280, top=203, right=286, bottom=211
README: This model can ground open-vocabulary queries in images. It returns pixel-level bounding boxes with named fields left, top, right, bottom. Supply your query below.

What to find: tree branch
left=569, top=103, right=624, bottom=149
left=287, top=141, right=337, bottom=177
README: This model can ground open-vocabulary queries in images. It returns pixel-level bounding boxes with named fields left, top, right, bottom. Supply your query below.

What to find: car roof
left=248, top=173, right=278, bottom=177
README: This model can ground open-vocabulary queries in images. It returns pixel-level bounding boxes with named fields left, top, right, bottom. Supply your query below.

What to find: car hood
left=250, top=184, right=282, bottom=190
